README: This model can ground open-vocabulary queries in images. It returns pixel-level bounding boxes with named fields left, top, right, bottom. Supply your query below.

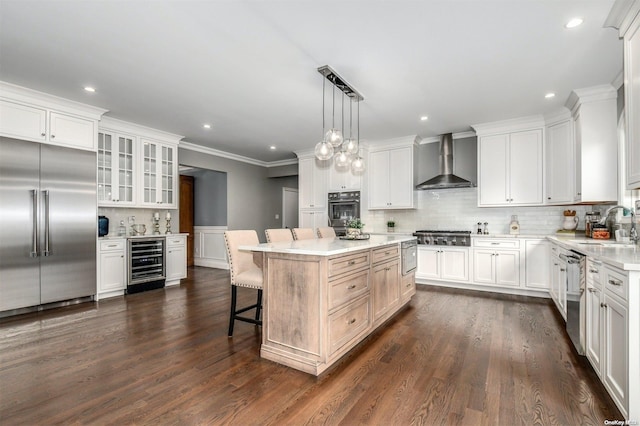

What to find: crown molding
left=180, top=141, right=298, bottom=168
left=565, top=84, right=617, bottom=115
left=0, top=80, right=108, bottom=120
left=100, top=116, right=183, bottom=145
left=419, top=131, right=476, bottom=144
left=471, top=115, right=545, bottom=136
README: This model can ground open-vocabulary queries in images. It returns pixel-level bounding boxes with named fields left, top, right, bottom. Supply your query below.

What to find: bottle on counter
left=117, top=220, right=127, bottom=237
left=477, top=222, right=483, bottom=234
left=483, top=222, right=489, bottom=235
left=509, top=215, right=520, bottom=235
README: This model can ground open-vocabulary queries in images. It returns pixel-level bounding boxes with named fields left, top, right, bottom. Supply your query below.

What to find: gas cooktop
left=413, top=230, right=471, bottom=246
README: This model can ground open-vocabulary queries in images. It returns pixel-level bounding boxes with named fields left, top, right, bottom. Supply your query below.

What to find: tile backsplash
left=362, top=187, right=596, bottom=235
left=98, top=207, right=178, bottom=237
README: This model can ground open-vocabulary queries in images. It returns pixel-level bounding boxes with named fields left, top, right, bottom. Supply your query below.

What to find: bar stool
left=265, top=228, right=294, bottom=243
left=317, top=227, right=336, bottom=238
left=292, top=228, right=316, bottom=240
left=223, top=230, right=263, bottom=337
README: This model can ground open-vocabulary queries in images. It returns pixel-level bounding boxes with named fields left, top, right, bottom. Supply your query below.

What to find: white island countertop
left=547, top=235, right=640, bottom=271
left=240, top=234, right=416, bottom=256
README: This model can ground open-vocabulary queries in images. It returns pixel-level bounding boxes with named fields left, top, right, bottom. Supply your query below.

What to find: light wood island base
left=243, top=236, right=416, bottom=376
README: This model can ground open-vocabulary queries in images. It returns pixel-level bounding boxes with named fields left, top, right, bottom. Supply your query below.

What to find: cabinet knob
left=347, top=284, right=356, bottom=290
left=547, top=197, right=551, bottom=200
left=41, top=133, right=46, bottom=137
left=51, top=134, right=55, bottom=138
left=347, top=318, right=356, bottom=325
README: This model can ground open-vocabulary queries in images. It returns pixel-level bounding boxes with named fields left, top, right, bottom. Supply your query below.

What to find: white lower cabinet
left=586, top=259, right=603, bottom=376
left=166, top=235, right=187, bottom=285
left=548, top=243, right=567, bottom=319
left=524, top=239, right=549, bottom=289
left=97, top=239, right=126, bottom=299
left=416, top=246, right=469, bottom=282
left=473, top=249, right=520, bottom=287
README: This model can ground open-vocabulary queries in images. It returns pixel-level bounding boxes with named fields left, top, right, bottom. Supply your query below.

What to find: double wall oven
left=328, top=191, right=360, bottom=236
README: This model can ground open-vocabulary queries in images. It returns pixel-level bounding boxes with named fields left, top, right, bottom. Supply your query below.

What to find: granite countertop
left=547, top=235, right=640, bottom=271
left=240, top=234, right=416, bottom=256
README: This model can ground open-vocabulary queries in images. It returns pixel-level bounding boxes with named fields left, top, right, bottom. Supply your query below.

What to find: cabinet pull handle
left=385, top=251, right=391, bottom=255
left=31, top=189, right=39, bottom=257
left=107, top=244, right=117, bottom=247
left=608, top=278, right=622, bottom=287
left=589, top=269, right=599, bottom=274
left=348, top=260, right=356, bottom=265
left=560, top=268, right=566, bottom=272
left=41, top=133, right=46, bottom=137
left=347, top=284, right=356, bottom=290
left=587, top=288, right=595, bottom=293
left=406, top=282, right=412, bottom=287
left=491, top=242, right=500, bottom=245
left=43, top=190, right=50, bottom=256
left=600, top=302, right=605, bottom=308
left=347, top=318, right=356, bottom=325
left=50, top=134, right=55, bottom=139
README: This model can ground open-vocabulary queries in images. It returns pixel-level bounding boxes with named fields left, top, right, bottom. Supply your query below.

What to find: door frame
left=282, top=187, right=299, bottom=228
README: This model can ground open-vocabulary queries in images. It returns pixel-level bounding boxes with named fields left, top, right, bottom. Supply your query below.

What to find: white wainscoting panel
left=194, top=226, right=229, bottom=269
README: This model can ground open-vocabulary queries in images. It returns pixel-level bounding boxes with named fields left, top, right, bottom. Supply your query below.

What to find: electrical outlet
left=275, top=214, right=280, bottom=220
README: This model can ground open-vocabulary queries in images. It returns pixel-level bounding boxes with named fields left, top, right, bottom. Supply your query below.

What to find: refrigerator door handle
left=31, top=189, right=39, bottom=257
left=43, top=190, right=50, bottom=256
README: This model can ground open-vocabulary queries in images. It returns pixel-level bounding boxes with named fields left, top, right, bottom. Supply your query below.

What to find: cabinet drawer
left=100, top=240, right=125, bottom=251
left=166, top=236, right=185, bottom=247
left=473, top=238, right=520, bottom=249
left=371, top=244, right=399, bottom=264
left=401, top=272, right=416, bottom=300
left=329, top=295, right=370, bottom=355
left=603, top=266, right=628, bottom=302
left=328, top=250, right=370, bottom=277
left=586, top=259, right=602, bottom=287
left=329, top=269, right=370, bottom=310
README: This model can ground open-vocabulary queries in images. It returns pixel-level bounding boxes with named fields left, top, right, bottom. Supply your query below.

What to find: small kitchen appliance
left=413, top=230, right=471, bottom=246
left=98, top=216, right=109, bottom=237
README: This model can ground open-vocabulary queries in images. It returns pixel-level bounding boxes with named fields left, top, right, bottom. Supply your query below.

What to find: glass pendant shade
left=351, top=155, right=365, bottom=173
left=314, top=140, right=334, bottom=160
left=335, top=150, right=350, bottom=168
left=344, top=138, right=358, bottom=155
left=325, top=128, right=343, bottom=147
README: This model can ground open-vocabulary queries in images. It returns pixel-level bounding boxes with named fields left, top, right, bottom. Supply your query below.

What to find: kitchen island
left=241, top=234, right=416, bottom=375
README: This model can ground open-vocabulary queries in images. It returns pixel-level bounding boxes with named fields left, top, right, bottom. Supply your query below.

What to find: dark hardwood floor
left=0, top=266, right=621, bottom=425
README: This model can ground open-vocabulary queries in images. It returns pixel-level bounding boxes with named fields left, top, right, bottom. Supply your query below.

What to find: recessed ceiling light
left=203, top=124, right=211, bottom=129
left=565, top=18, right=583, bottom=29
left=269, top=145, right=276, bottom=150
left=545, top=92, right=556, bottom=99
left=84, top=86, right=95, bottom=92
left=420, top=116, right=428, bottom=121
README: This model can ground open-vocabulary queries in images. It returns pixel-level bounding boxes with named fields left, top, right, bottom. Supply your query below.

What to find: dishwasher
left=562, top=249, right=586, bottom=356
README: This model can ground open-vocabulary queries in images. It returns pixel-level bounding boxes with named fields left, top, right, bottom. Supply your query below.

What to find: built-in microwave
left=328, top=191, right=360, bottom=236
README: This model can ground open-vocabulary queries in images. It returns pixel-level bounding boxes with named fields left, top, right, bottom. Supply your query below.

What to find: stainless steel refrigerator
left=0, top=136, right=97, bottom=315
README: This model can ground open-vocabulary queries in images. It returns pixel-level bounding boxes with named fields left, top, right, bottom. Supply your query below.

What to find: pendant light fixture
left=315, top=65, right=364, bottom=171
left=314, top=77, right=334, bottom=160
left=350, top=99, right=365, bottom=173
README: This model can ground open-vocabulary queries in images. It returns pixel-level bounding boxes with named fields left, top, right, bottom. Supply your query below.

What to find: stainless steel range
left=412, top=230, right=471, bottom=246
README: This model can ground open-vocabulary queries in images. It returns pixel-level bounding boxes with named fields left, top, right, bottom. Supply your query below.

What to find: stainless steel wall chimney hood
left=415, top=133, right=475, bottom=190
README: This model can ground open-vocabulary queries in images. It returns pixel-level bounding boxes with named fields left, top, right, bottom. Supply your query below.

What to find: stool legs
left=228, top=286, right=263, bottom=337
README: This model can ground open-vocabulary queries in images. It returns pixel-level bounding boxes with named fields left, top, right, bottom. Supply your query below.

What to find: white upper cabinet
left=545, top=115, right=574, bottom=204
left=328, top=163, right=362, bottom=191
left=0, top=82, right=106, bottom=151
left=298, top=156, right=329, bottom=209
left=619, top=4, right=640, bottom=189
left=139, top=139, right=177, bottom=208
left=99, top=117, right=182, bottom=209
left=97, top=130, right=136, bottom=206
left=368, top=136, right=418, bottom=210
left=474, top=117, right=544, bottom=207
left=565, top=85, right=618, bottom=202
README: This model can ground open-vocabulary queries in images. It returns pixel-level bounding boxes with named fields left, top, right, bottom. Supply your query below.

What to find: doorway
left=282, top=187, right=298, bottom=229
left=180, top=175, right=195, bottom=267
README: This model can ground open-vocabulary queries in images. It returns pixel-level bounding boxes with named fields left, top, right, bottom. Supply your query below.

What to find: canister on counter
left=585, top=211, right=601, bottom=237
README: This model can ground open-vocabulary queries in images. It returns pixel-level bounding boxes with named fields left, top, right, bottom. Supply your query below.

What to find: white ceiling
left=0, top=0, right=623, bottom=163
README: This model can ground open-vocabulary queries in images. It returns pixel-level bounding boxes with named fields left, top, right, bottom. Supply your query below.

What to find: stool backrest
left=292, top=228, right=316, bottom=240
left=317, top=227, right=336, bottom=238
left=265, top=228, right=294, bottom=243
left=224, top=230, right=259, bottom=284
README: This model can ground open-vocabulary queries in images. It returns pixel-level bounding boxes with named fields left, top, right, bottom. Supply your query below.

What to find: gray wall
left=265, top=175, right=299, bottom=229
left=416, top=136, right=478, bottom=185
left=178, top=148, right=274, bottom=242
left=181, top=169, right=227, bottom=226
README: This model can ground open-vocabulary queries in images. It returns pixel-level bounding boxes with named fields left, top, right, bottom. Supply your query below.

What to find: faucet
left=599, top=205, right=638, bottom=243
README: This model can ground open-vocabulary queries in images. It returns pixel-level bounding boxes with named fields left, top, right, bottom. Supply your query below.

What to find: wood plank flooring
left=0, top=266, right=622, bottom=425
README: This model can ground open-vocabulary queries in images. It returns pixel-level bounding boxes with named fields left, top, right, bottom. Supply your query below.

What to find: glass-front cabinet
left=140, top=139, right=176, bottom=208
left=98, top=130, right=135, bottom=206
